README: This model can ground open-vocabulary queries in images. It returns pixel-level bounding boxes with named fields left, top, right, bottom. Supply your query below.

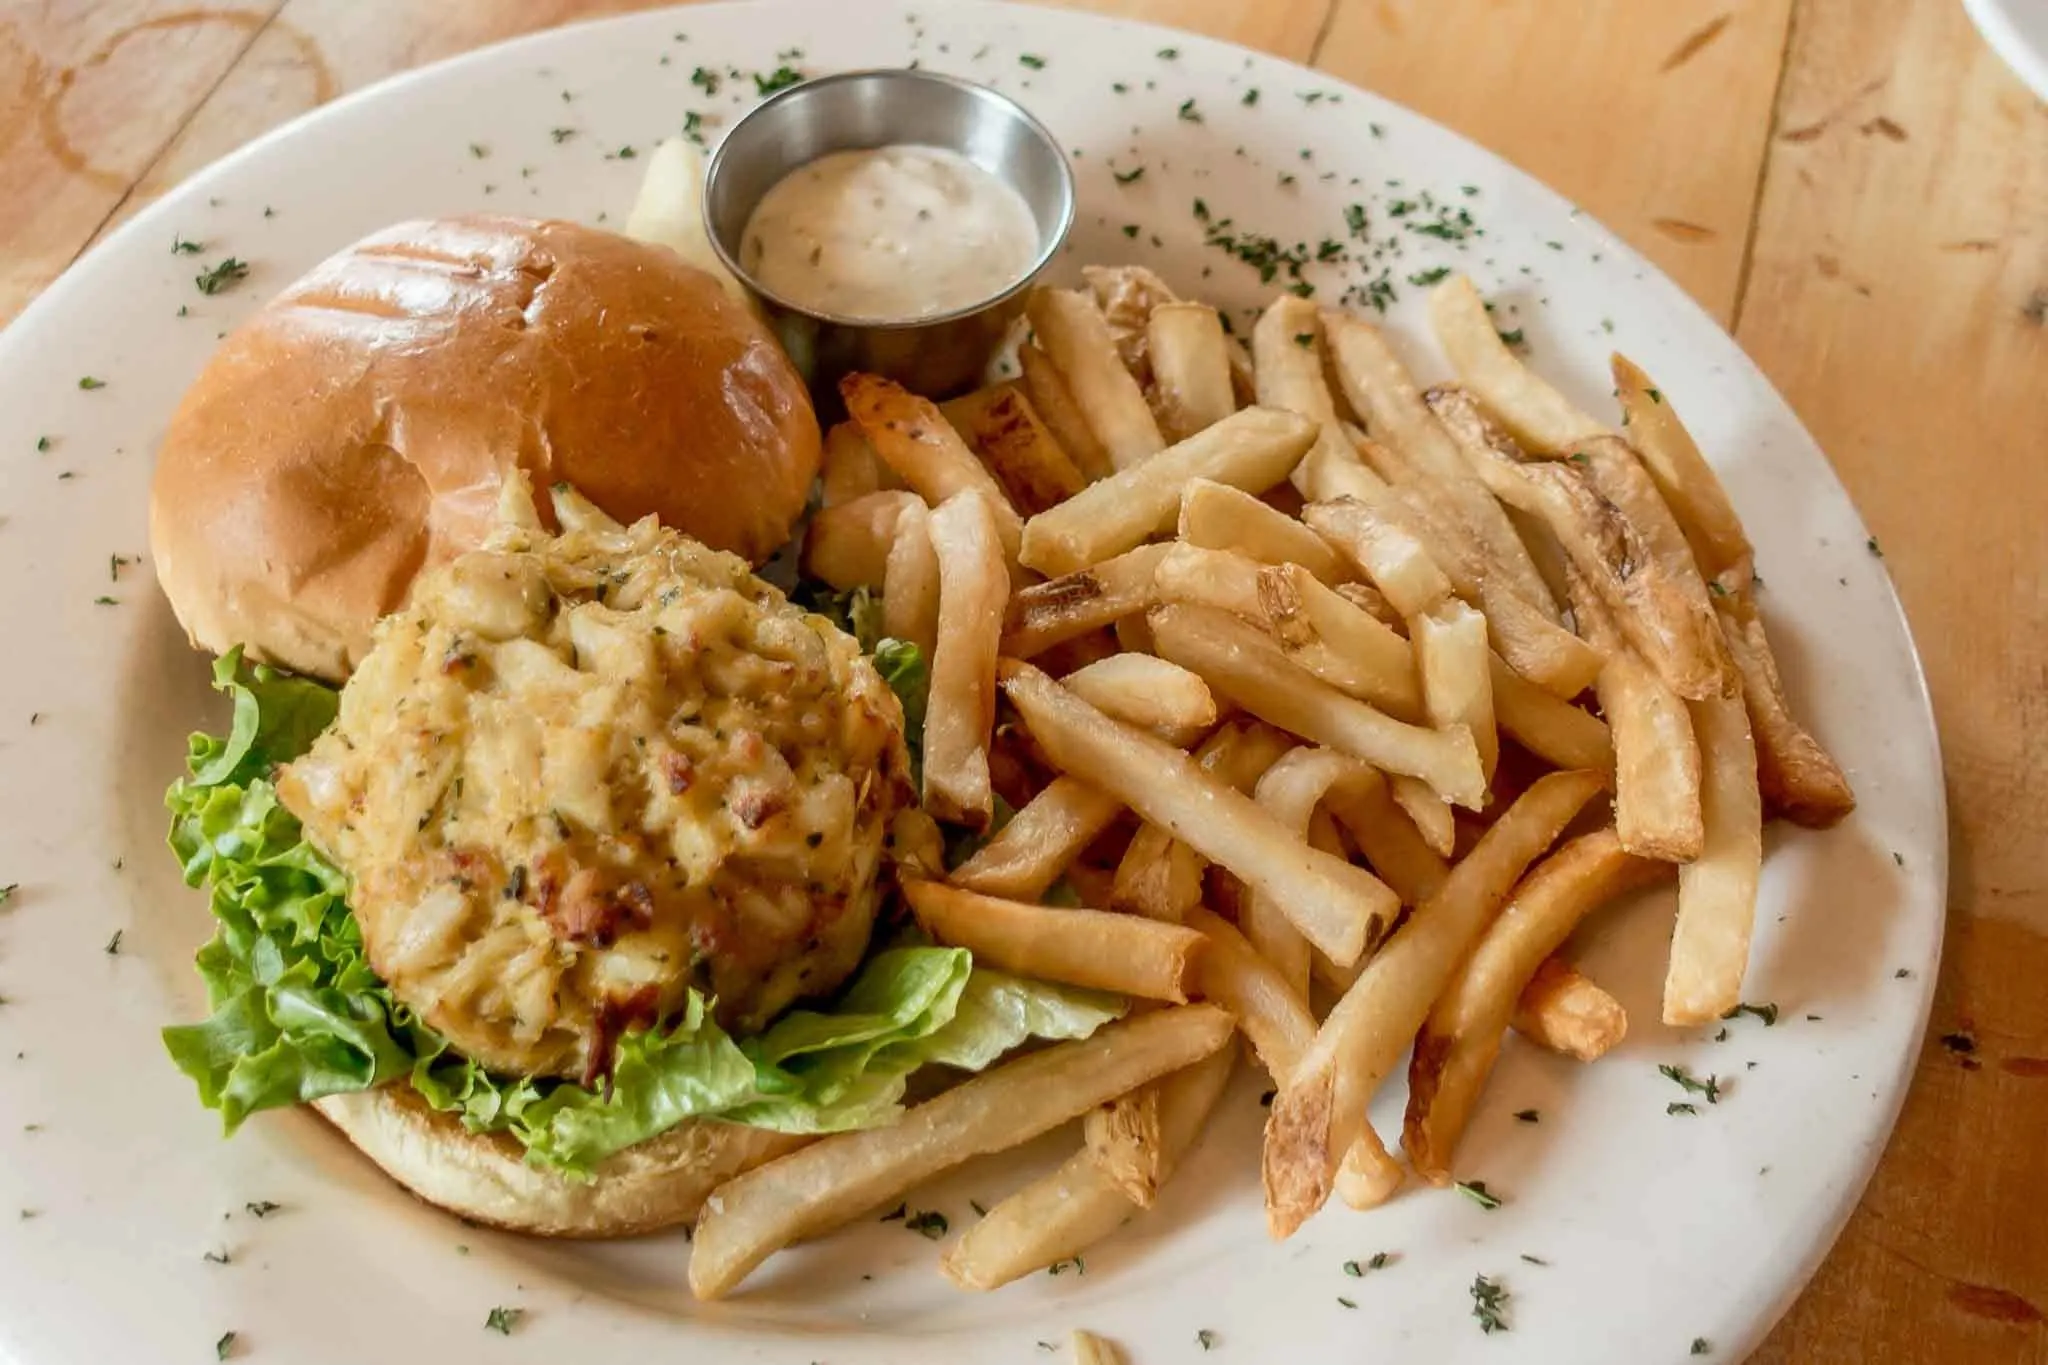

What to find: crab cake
left=276, top=487, right=914, bottom=1085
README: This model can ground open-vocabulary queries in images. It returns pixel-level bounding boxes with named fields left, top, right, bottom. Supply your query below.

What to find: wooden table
left=3, top=1, right=2042, bottom=1358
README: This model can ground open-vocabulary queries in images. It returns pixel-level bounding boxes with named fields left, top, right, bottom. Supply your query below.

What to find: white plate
left=1966, top=0, right=2048, bottom=103
left=0, top=4, right=1945, bottom=1362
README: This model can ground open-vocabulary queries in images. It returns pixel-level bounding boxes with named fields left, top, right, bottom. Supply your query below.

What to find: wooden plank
left=1737, top=0, right=2048, bottom=1358
left=1312, top=0, right=1794, bottom=323
left=0, top=0, right=283, bottom=323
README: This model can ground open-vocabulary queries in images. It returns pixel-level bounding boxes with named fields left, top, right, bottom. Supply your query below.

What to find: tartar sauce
left=741, top=144, right=1040, bottom=321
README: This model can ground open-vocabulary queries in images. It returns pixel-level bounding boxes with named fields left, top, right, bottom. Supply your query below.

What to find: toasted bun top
left=150, top=216, right=819, bottom=681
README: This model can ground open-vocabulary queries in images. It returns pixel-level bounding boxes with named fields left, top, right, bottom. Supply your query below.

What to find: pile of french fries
left=688, top=266, right=1854, bottom=1300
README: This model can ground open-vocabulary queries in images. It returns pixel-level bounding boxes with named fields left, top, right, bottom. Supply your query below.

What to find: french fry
left=923, top=492, right=1009, bottom=826
left=945, top=383, right=1088, bottom=516
left=820, top=420, right=899, bottom=507
left=1020, top=341, right=1116, bottom=483
left=1663, top=693, right=1763, bottom=1025
left=1716, top=596, right=1855, bottom=826
left=1427, top=275, right=1606, bottom=455
left=1148, top=302, right=1238, bottom=441
left=1569, top=434, right=1708, bottom=588
left=1333, top=579, right=1401, bottom=629
left=1152, top=545, right=1423, bottom=719
left=841, top=372, right=1027, bottom=565
left=1186, top=906, right=1318, bottom=1081
left=1071, top=1331, right=1128, bottom=1365
left=1569, top=565, right=1703, bottom=861
left=1249, top=748, right=1393, bottom=996
left=1428, top=384, right=1730, bottom=701
left=1082, top=262, right=1179, bottom=380
left=942, top=1044, right=1235, bottom=1290
left=691, top=1005, right=1233, bottom=1298
left=1489, top=655, right=1614, bottom=774
left=1027, top=288, right=1166, bottom=470
left=1180, top=478, right=1349, bottom=586
left=1412, top=597, right=1499, bottom=782
left=1374, top=481, right=1605, bottom=699
left=882, top=499, right=941, bottom=656
left=1323, top=768, right=1451, bottom=908
left=904, top=881, right=1203, bottom=1001
left=1062, top=653, right=1218, bottom=748
left=951, top=776, right=1124, bottom=900
left=1252, top=297, right=1364, bottom=508
left=803, top=489, right=920, bottom=591
left=1611, top=355, right=1753, bottom=582
left=1110, top=823, right=1207, bottom=922
left=1111, top=718, right=1298, bottom=922
left=1001, top=661, right=1397, bottom=966
left=1262, top=769, right=1604, bottom=1238
left=1388, top=775, right=1456, bottom=858
left=1004, top=543, right=1170, bottom=658
left=1512, top=958, right=1628, bottom=1061
left=1302, top=496, right=1453, bottom=617
left=1333, top=1127, right=1406, bottom=1210
left=1322, top=309, right=1561, bottom=620
left=1403, top=829, right=1668, bottom=1183
left=1019, top=408, right=1318, bottom=577
left=1149, top=604, right=1488, bottom=810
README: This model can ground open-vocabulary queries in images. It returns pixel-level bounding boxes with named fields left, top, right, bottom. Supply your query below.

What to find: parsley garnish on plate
left=1048, top=1255, right=1085, bottom=1275
left=104, top=930, right=122, bottom=954
left=1157, top=47, right=1180, bottom=59
left=215, top=1332, right=237, bottom=1360
left=1195, top=1328, right=1218, bottom=1349
left=1496, top=327, right=1525, bottom=347
left=1692, top=1337, right=1713, bottom=1355
left=754, top=65, right=804, bottom=96
left=904, top=1209, right=948, bottom=1239
left=77, top=376, right=105, bottom=390
left=1520, top=1253, right=1549, bottom=1266
left=1019, top=54, right=1046, bottom=69
left=879, top=1202, right=907, bottom=1221
left=1660, top=1063, right=1723, bottom=1103
left=1408, top=266, right=1451, bottom=286
left=1177, top=98, right=1202, bottom=123
left=244, top=1201, right=281, bottom=1218
left=1470, top=1274, right=1510, bottom=1333
left=1242, top=87, right=1259, bottom=106
left=93, top=595, right=118, bottom=606
left=1455, top=1179, right=1503, bottom=1210
left=1724, top=1001, right=1779, bottom=1026
left=172, top=237, right=204, bottom=255
left=195, top=259, right=249, bottom=296
left=1668, top=1102, right=1699, bottom=1116
left=1113, top=166, right=1144, bottom=184
left=1513, top=1108, right=1540, bottom=1123
left=483, top=1306, right=524, bottom=1335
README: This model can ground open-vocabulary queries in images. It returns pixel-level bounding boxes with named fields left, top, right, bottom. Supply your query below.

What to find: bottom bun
left=313, top=1085, right=806, bottom=1238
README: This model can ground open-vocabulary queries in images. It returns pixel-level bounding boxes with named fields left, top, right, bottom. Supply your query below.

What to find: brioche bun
left=313, top=1086, right=804, bottom=1238
left=150, top=215, right=819, bottom=683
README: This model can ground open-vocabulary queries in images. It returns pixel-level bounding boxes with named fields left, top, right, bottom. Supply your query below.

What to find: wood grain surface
left=2, top=1, right=2042, bottom=1359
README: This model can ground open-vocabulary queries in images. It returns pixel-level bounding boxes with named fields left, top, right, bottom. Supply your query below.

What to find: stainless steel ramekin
left=703, top=68, right=1075, bottom=397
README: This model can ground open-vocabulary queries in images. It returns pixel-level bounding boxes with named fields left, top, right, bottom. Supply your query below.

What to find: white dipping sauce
left=742, top=144, right=1041, bottom=321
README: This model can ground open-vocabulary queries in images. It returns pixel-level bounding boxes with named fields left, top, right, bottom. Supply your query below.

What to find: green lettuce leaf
left=163, top=652, right=1123, bottom=1175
